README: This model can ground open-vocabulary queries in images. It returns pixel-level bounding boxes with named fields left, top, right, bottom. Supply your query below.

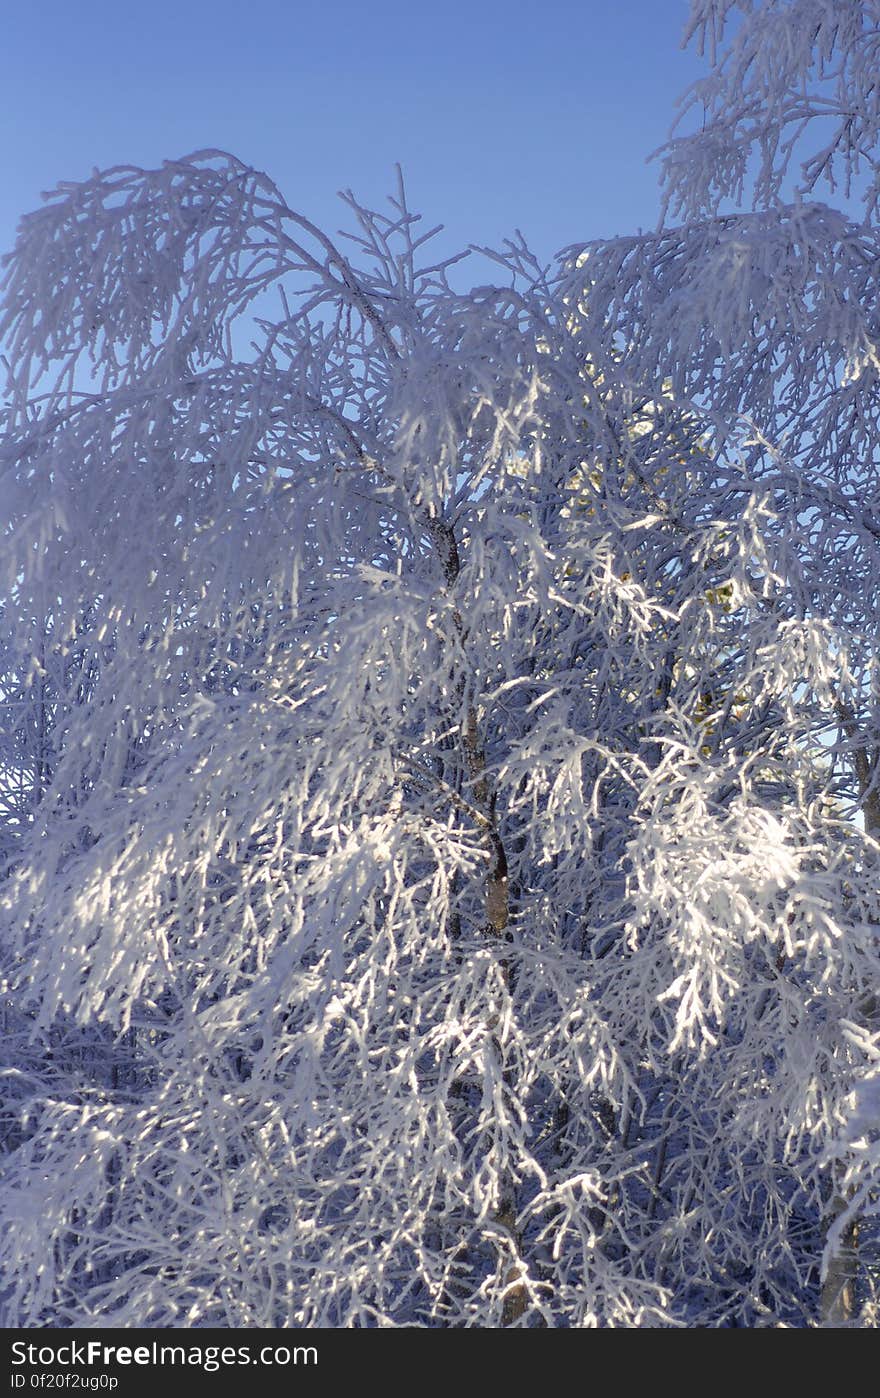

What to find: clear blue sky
left=1, top=1, right=704, bottom=272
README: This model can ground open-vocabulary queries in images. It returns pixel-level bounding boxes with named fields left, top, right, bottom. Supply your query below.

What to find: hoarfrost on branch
left=2, top=1, right=880, bottom=1328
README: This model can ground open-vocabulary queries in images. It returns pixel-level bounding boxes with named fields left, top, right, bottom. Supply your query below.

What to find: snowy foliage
left=1, top=1, right=880, bottom=1328
left=663, top=0, right=880, bottom=220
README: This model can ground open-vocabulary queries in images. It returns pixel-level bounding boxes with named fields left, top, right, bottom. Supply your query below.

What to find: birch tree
left=571, top=0, right=880, bottom=1325
left=1, top=2, right=880, bottom=1328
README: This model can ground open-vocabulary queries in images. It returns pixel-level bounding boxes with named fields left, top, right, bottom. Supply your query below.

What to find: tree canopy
left=1, top=0, right=880, bottom=1327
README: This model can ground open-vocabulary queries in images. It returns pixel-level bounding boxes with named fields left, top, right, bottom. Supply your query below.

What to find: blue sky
left=1, top=1, right=704, bottom=273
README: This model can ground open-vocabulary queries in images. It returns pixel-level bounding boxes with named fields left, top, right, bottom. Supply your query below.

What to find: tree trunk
left=821, top=1201, right=859, bottom=1327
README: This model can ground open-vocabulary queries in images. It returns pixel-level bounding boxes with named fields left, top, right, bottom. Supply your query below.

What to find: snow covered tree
left=573, top=0, right=880, bottom=1324
left=1, top=2, right=880, bottom=1328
